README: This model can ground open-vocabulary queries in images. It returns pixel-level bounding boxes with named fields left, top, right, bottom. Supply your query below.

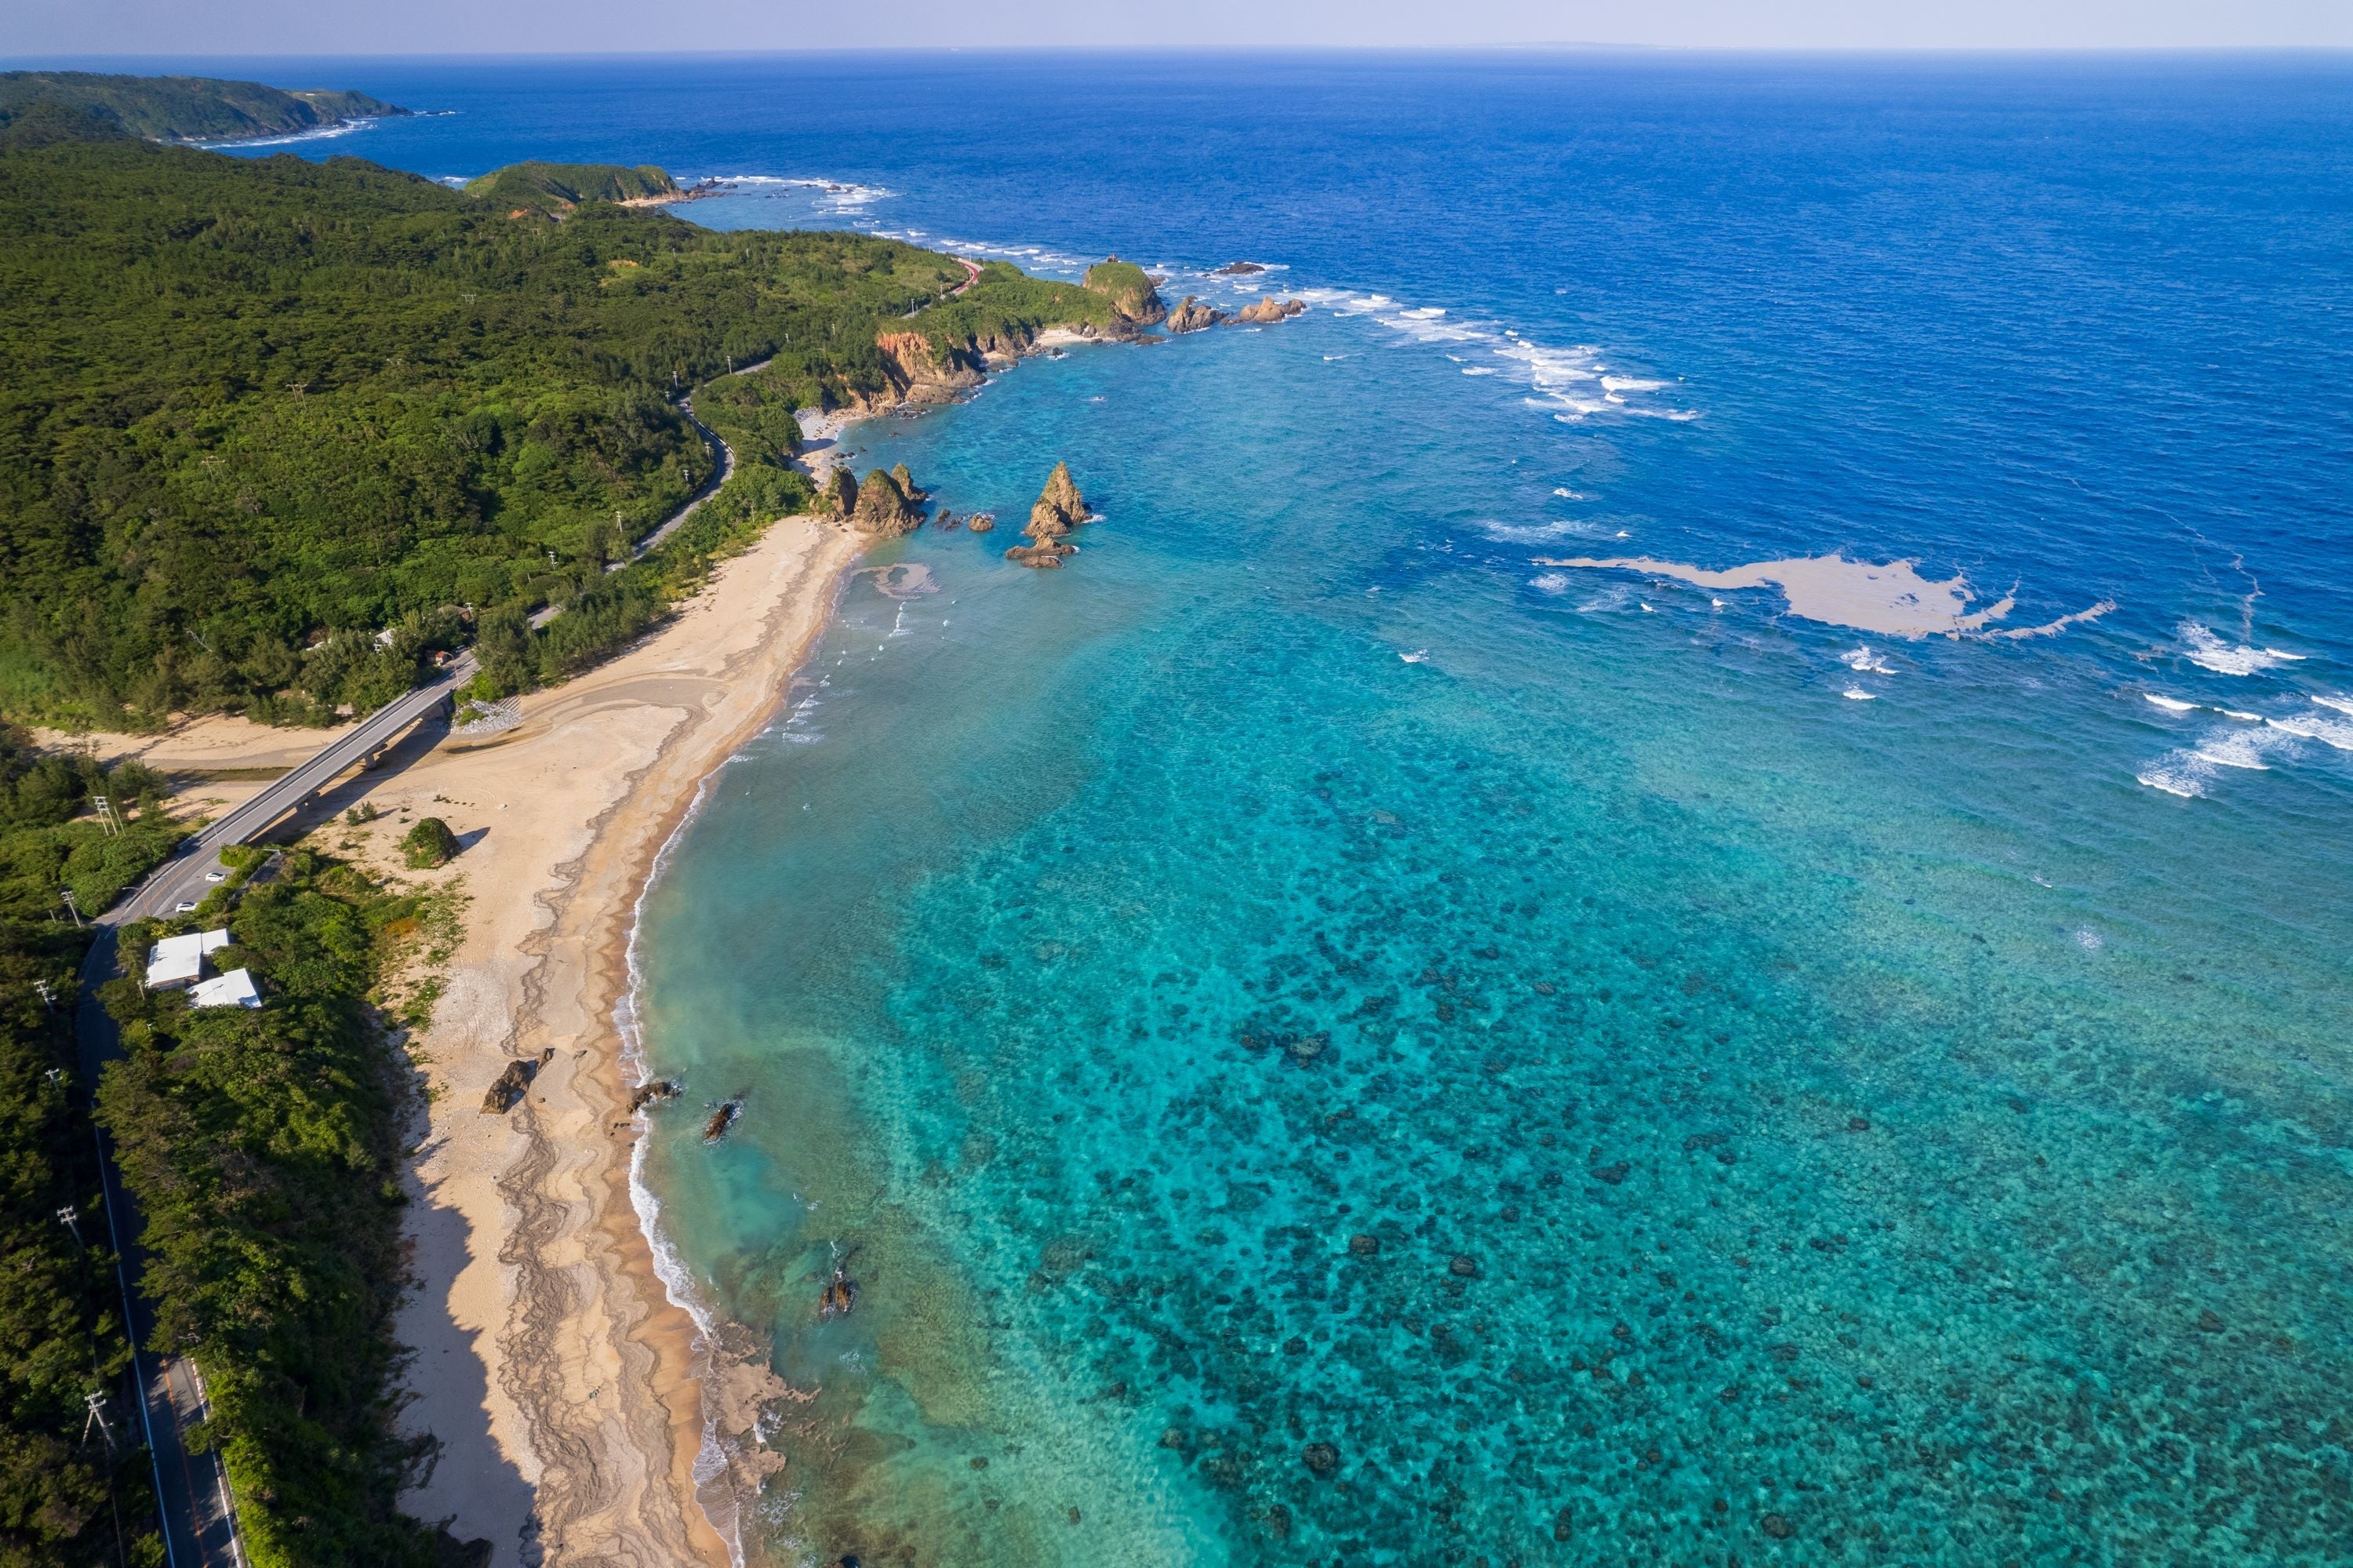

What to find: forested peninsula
left=0, top=89, right=1133, bottom=1565
left=0, top=102, right=1124, bottom=730
left=0, top=71, right=409, bottom=144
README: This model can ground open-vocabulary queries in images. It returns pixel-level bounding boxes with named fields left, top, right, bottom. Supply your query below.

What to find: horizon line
left=11, top=43, right=2353, bottom=63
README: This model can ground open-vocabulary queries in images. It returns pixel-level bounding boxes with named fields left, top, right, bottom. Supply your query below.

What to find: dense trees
left=100, top=851, right=466, bottom=1566
left=0, top=71, right=406, bottom=144
left=0, top=117, right=1093, bottom=729
left=0, top=94, right=1129, bottom=1557
left=0, top=722, right=178, bottom=1566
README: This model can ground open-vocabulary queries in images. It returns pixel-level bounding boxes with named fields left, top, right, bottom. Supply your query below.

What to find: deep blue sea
left=154, top=50, right=2353, bottom=1564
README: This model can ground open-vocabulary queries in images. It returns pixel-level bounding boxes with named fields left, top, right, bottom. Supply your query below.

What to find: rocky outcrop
left=875, top=330, right=985, bottom=406
left=822, top=467, right=858, bottom=519
left=891, top=463, right=925, bottom=500
left=1213, top=260, right=1267, bottom=275
left=1030, top=461, right=1087, bottom=536
left=966, top=512, right=996, bottom=533
left=1006, top=462, right=1089, bottom=569
left=1167, top=296, right=1225, bottom=334
left=1235, top=295, right=1306, bottom=326
left=1082, top=256, right=1168, bottom=327
left=850, top=468, right=923, bottom=535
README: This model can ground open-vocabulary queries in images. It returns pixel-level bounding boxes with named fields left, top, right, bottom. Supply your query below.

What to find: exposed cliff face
left=875, top=330, right=986, bottom=406
left=1235, top=295, right=1307, bottom=325
left=1082, top=257, right=1169, bottom=327
left=1007, top=461, right=1090, bottom=569
left=850, top=468, right=923, bottom=535
left=1167, top=297, right=1225, bottom=334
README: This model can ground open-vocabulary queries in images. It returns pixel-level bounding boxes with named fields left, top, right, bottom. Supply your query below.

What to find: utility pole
left=58, top=1206, right=83, bottom=1250
left=35, top=980, right=53, bottom=1012
left=60, top=888, right=82, bottom=927
left=83, top=1391, right=115, bottom=1454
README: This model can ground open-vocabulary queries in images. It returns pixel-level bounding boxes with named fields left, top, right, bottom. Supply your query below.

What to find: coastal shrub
left=96, top=852, right=463, bottom=1566
left=399, top=817, right=460, bottom=870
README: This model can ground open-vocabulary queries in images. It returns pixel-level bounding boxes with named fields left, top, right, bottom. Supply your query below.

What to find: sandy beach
left=67, top=512, right=866, bottom=1565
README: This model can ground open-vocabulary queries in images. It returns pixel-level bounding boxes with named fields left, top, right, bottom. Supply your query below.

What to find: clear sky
left=5, top=0, right=2348, bottom=57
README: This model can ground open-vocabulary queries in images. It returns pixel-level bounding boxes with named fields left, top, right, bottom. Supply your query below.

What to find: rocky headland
left=1082, top=256, right=1169, bottom=328
left=875, top=329, right=989, bottom=406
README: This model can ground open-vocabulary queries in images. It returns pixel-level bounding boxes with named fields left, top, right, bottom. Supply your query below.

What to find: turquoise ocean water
left=169, top=53, right=2352, bottom=1563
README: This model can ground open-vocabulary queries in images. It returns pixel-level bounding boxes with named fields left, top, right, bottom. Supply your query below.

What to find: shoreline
left=365, top=511, right=865, bottom=1565
left=46, top=323, right=1115, bottom=1566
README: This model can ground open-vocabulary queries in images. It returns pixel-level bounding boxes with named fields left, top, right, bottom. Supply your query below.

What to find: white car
left=174, top=900, right=198, bottom=913
left=205, top=871, right=226, bottom=882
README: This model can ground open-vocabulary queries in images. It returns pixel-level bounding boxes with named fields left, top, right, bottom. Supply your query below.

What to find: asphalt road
left=117, top=651, right=477, bottom=923
left=78, top=647, right=477, bottom=1566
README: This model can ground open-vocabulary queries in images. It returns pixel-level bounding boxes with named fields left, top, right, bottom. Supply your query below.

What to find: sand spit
left=1537, top=552, right=2115, bottom=639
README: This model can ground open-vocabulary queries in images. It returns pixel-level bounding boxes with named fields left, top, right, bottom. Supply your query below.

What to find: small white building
left=188, top=969, right=261, bottom=1010
left=146, top=929, right=231, bottom=990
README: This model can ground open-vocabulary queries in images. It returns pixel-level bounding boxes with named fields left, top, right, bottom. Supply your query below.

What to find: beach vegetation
left=398, top=817, right=459, bottom=868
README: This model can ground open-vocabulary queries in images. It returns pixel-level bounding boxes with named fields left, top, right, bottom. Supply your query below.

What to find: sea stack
left=823, top=466, right=858, bottom=519
left=850, top=468, right=923, bottom=536
left=1006, top=462, right=1089, bottom=568
left=1235, top=295, right=1306, bottom=325
left=1167, top=296, right=1225, bottom=334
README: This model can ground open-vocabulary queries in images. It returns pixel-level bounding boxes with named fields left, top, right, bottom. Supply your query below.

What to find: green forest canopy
left=0, top=114, right=1118, bottom=729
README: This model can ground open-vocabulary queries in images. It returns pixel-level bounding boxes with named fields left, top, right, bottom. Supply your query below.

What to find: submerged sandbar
left=1536, top=551, right=2112, bottom=639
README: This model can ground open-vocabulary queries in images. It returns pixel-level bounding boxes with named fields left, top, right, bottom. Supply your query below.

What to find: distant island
left=0, top=70, right=409, bottom=143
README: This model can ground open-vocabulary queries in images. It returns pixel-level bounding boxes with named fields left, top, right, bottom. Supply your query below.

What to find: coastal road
left=628, top=395, right=734, bottom=561
left=115, top=652, right=478, bottom=922
left=77, top=649, right=478, bottom=1566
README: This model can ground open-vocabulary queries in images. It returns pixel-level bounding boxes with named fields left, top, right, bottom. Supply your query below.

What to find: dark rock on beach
left=480, top=1054, right=540, bottom=1114
left=627, top=1078, right=680, bottom=1113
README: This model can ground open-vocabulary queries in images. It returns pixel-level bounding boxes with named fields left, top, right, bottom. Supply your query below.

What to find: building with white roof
left=187, top=969, right=261, bottom=1010
left=146, top=929, right=231, bottom=990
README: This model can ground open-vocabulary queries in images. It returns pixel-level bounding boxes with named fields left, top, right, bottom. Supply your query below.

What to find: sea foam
left=2179, top=620, right=2306, bottom=676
